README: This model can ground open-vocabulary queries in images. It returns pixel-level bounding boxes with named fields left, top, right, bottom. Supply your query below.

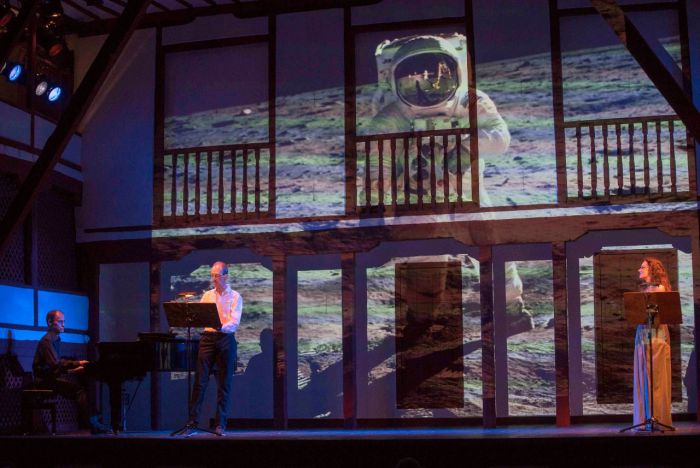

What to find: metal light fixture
left=32, top=73, right=62, bottom=102
left=34, top=74, right=49, bottom=95
left=47, top=84, right=61, bottom=102
left=0, top=0, right=15, bottom=27
left=38, top=20, right=67, bottom=57
left=40, top=0, right=63, bottom=19
left=1, top=61, right=23, bottom=82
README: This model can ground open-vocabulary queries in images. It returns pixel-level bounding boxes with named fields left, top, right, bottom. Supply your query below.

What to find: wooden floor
left=2, top=422, right=700, bottom=467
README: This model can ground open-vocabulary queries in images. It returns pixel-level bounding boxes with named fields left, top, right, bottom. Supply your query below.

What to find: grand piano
left=86, top=333, right=198, bottom=433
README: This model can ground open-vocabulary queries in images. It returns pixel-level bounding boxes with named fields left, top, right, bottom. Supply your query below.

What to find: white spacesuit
left=367, top=33, right=531, bottom=333
left=367, top=33, right=511, bottom=207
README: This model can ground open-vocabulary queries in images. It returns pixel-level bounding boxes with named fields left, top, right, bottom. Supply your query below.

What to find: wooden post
left=268, top=14, right=277, bottom=217
left=342, top=252, right=357, bottom=428
left=492, top=251, right=508, bottom=419
left=272, top=255, right=288, bottom=429
left=480, top=245, right=496, bottom=428
left=149, top=260, right=161, bottom=430
left=152, top=26, right=165, bottom=227
left=549, top=0, right=568, bottom=204
left=691, top=230, right=700, bottom=421
left=343, top=7, right=357, bottom=215
left=553, top=241, right=570, bottom=426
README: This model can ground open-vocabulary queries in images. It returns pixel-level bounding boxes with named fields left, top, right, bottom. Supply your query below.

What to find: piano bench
left=21, top=389, right=57, bottom=435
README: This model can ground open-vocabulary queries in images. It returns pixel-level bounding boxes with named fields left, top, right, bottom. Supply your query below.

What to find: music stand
left=163, top=301, right=221, bottom=436
left=620, top=291, right=682, bottom=433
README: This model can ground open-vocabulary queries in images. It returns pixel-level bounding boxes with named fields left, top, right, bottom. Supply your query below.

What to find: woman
left=633, top=257, right=673, bottom=429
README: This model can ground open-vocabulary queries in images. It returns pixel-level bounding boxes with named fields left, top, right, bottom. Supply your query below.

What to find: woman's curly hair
left=642, top=256, right=672, bottom=291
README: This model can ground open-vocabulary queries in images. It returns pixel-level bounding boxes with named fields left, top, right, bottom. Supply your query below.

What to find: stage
left=2, top=422, right=700, bottom=467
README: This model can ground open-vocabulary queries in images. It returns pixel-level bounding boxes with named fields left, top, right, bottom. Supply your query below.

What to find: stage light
left=47, top=84, right=61, bottom=102
left=0, top=0, right=15, bottom=27
left=38, top=21, right=67, bottom=57
left=34, top=75, right=49, bottom=96
left=41, top=0, right=63, bottom=19
left=1, top=62, right=23, bottom=82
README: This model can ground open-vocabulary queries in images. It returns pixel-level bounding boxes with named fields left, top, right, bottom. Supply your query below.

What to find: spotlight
left=34, top=74, right=49, bottom=96
left=47, top=84, right=61, bottom=102
left=0, top=0, right=15, bottom=27
left=38, top=21, right=67, bottom=57
left=40, top=0, right=63, bottom=19
left=1, top=61, right=23, bottom=82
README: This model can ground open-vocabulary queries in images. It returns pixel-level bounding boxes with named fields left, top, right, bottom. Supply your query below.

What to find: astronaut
left=366, top=33, right=531, bottom=334
left=366, top=33, right=510, bottom=207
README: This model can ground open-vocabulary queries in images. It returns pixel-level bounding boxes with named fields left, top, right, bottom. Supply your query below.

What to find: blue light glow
left=0, top=284, right=34, bottom=326
left=0, top=327, right=89, bottom=344
left=8, top=63, right=22, bottom=81
left=47, top=86, right=62, bottom=102
left=37, top=290, right=88, bottom=330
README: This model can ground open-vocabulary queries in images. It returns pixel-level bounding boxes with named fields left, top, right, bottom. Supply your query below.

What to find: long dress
left=633, top=323, right=672, bottom=428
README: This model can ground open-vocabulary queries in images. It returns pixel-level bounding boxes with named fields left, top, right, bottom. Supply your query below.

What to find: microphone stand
left=620, top=301, right=675, bottom=433
left=170, top=295, right=216, bottom=437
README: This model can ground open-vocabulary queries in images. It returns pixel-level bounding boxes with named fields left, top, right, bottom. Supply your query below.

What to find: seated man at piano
left=182, top=261, right=243, bottom=437
left=32, top=309, right=113, bottom=434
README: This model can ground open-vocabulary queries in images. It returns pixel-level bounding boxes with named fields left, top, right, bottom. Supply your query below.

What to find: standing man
left=32, top=310, right=112, bottom=434
left=183, top=261, right=243, bottom=436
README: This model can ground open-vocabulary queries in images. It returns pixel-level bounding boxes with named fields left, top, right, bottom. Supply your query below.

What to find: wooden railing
left=354, top=127, right=477, bottom=214
left=155, top=143, right=274, bottom=226
left=564, top=115, right=695, bottom=202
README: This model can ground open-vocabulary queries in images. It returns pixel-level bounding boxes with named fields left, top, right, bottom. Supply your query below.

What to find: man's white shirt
left=201, top=285, right=243, bottom=334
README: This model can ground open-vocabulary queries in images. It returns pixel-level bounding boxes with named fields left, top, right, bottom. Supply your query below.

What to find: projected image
left=168, top=263, right=272, bottom=372
left=393, top=54, right=459, bottom=108
left=356, top=32, right=510, bottom=207
left=160, top=28, right=687, bottom=218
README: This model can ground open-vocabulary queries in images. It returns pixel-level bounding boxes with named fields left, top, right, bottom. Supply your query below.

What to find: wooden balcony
left=154, top=143, right=274, bottom=227
left=353, top=127, right=478, bottom=216
left=563, top=115, right=696, bottom=203
left=152, top=116, right=696, bottom=229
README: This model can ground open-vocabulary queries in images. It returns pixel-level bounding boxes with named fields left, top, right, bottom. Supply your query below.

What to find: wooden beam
left=149, top=260, right=162, bottom=430
left=272, top=255, right=288, bottom=429
left=0, top=0, right=153, bottom=257
left=153, top=26, right=165, bottom=228
left=0, top=0, right=39, bottom=67
left=267, top=15, right=276, bottom=217
left=343, top=7, right=356, bottom=216
left=550, top=0, right=568, bottom=204
left=480, top=245, right=496, bottom=428
left=590, top=0, right=700, bottom=142
left=690, top=225, right=700, bottom=422
left=341, top=252, right=357, bottom=428
left=74, top=0, right=380, bottom=36
left=553, top=241, right=570, bottom=426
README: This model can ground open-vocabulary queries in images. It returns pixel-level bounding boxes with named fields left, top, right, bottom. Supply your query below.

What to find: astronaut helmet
left=372, top=32, right=468, bottom=118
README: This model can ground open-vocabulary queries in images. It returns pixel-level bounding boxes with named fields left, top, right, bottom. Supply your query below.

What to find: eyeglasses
left=211, top=273, right=226, bottom=279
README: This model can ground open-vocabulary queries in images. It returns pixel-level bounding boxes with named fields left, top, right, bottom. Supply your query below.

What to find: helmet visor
left=394, top=53, right=459, bottom=107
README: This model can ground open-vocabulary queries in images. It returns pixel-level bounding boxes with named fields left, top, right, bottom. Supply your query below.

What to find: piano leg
left=107, top=380, right=123, bottom=433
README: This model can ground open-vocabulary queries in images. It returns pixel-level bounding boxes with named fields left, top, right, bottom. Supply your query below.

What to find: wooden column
left=566, top=255, right=583, bottom=416
left=149, top=260, right=161, bottom=430
left=480, top=245, right=496, bottom=428
left=492, top=252, right=508, bottom=419
left=553, top=241, right=570, bottom=426
left=691, top=230, right=700, bottom=421
left=272, top=255, right=288, bottom=429
left=267, top=14, right=277, bottom=217
left=343, top=7, right=357, bottom=215
left=152, top=26, right=165, bottom=227
left=549, top=0, right=568, bottom=204
left=341, top=252, right=357, bottom=428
